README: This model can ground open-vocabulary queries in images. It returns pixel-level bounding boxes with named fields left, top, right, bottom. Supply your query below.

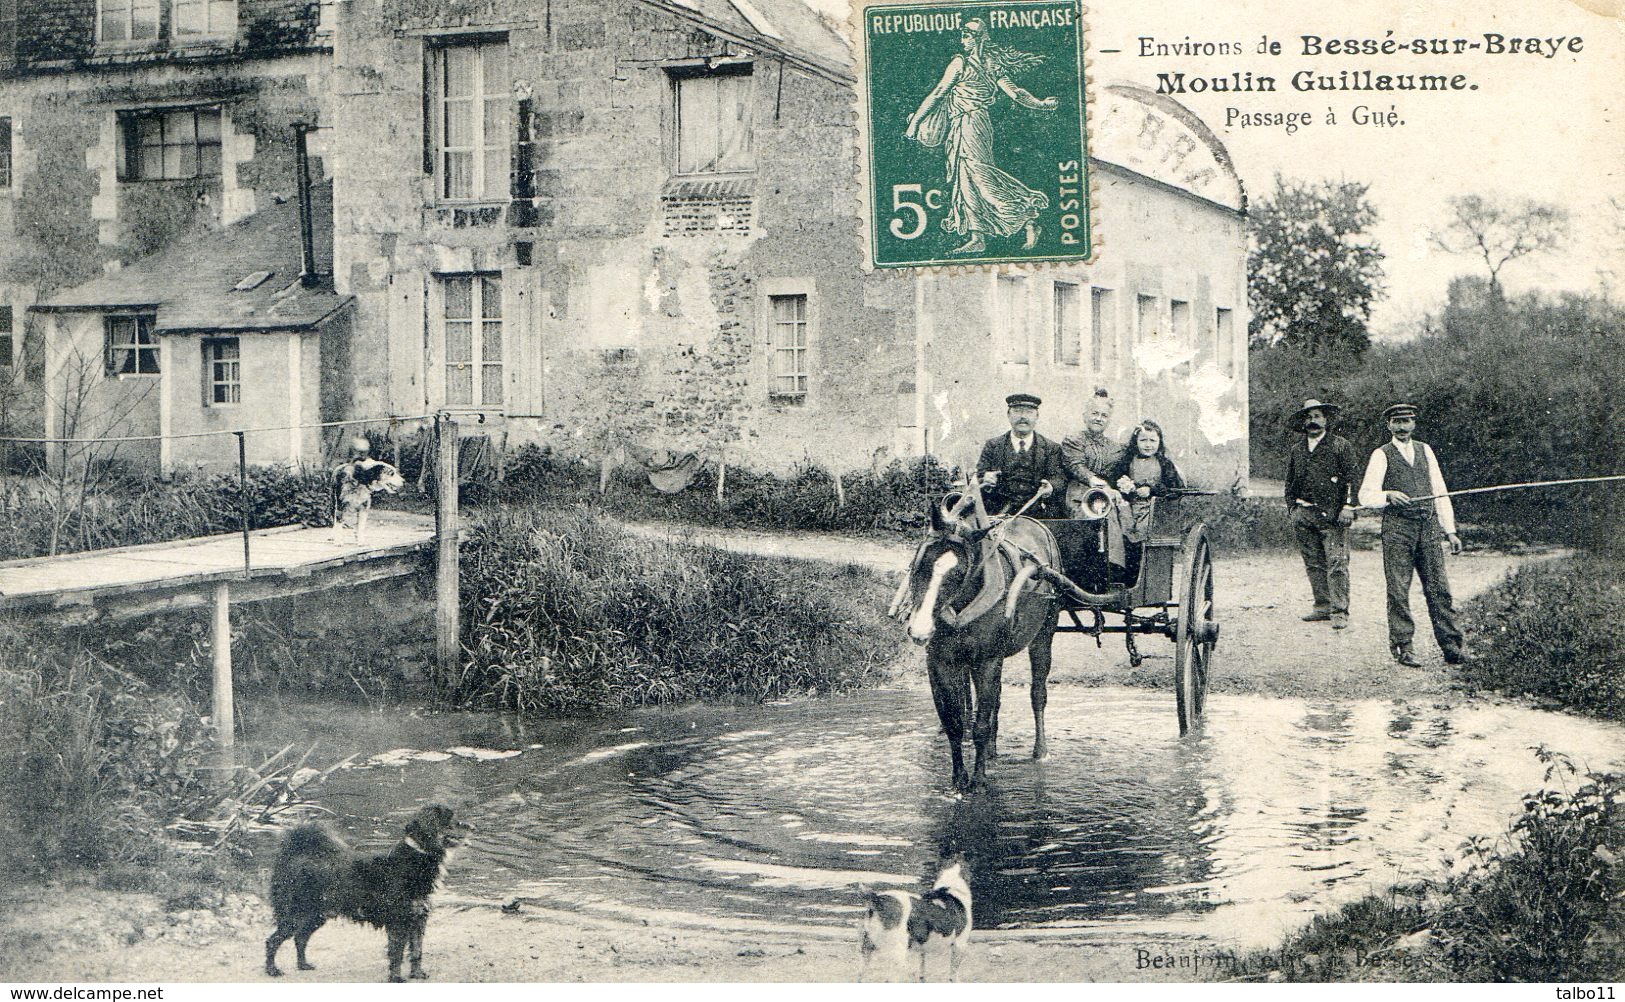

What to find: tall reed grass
left=453, top=508, right=900, bottom=713
left=0, top=627, right=212, bottom=878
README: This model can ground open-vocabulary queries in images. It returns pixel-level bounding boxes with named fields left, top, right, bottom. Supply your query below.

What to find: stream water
left=240, top=686, right=1625, bottom=948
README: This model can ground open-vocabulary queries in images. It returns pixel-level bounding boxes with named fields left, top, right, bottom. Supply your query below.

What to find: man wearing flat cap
left=1357, top=402, right=1466, bottom=667
left=1284, top=400, right=1361, bottom=629
left=976, top=392, right=1066, bottom=518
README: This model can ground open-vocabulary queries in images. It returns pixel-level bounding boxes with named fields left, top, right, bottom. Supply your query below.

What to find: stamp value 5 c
left=861, top=0, right=1092, bottom=269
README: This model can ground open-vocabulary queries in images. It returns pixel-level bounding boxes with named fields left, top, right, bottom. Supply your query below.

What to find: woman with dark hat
left=1283, top=399, right=1362, bottom=629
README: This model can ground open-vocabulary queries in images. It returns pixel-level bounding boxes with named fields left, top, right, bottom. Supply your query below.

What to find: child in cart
left=1106, top=420, right=1185, bottom=582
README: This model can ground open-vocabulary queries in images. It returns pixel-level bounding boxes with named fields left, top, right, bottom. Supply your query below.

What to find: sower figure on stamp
left=1357, top=403, right=1467, bottom=668
left=975, top=393, right=1065, bottom=518
left=1284, top=399, right=1361, bottom=630
left=903, top=18, right=1057, bottom=255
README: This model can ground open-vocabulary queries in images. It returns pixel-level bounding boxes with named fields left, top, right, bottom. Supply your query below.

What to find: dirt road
left=626, top=522, right=1551, bottom=699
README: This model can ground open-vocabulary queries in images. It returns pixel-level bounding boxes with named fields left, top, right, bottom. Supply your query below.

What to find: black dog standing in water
left=265, top=805, right=470, bottom=982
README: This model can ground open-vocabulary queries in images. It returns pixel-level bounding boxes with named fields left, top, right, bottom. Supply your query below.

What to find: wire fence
left=0, top=412, right=439, bottom=445
left=0, top=412, right=481, bottom=570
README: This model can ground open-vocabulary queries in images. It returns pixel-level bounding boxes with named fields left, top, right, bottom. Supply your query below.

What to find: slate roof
left=35, top=180, right=351, bottom=334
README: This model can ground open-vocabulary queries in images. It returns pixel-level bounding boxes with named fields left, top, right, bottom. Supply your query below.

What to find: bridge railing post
left=211, top=581, right=234, bottom=750
left=434, top=414, right=460, bottom=683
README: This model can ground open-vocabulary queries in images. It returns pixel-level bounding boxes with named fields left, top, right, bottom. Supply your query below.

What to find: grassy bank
left=1455, top=555, right=1625, bottom=720
left=451, top=507, right=902, bottom=714
left=1240, top=748, right=1625, bottom=982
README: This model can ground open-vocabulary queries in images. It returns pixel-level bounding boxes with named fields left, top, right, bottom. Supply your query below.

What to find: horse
left=890, top=482, right=1063, bottom=792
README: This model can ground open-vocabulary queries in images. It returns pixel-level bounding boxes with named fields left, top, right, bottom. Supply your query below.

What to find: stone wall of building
left=332, top=0, right=914, bottom=474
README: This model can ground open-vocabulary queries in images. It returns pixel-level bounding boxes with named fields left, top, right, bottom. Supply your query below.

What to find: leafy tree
left=1247, top=175, right=1386, bottom=357
left=1429, top=194, right=1570, bottom=300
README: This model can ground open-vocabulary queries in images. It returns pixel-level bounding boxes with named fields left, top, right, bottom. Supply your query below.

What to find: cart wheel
left=1175, top=524, right=1218, bottom=735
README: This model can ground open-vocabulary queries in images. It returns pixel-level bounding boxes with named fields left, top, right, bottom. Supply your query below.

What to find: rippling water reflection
left=242, top=687, right=1625, bottom=946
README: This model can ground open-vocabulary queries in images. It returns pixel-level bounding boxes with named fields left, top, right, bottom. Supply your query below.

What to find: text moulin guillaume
left=1137, top=32, right=1583, bottom=94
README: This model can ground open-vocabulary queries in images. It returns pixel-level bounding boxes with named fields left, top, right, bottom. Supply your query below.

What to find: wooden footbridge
left=0, top=418, right=465, bottom=750
left=0, top=511, right=437, bottom=621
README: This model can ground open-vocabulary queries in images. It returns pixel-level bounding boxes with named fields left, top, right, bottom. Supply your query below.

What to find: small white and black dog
left=332, top=437, right=405, bottom=544
left=859, top=854, right=973, bottom=982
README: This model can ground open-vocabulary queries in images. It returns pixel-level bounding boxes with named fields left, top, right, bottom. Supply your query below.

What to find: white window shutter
left=503, top=267, right=546, bottom=417
left=387, top=272, right=428, bottom=413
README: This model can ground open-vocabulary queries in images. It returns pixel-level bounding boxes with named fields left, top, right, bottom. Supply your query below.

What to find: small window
left=99, top=0, right=160, bottom=42
left=769, top=294, right=808, bottom=401
left=105, top=315, right=159, bottom=376
left=431, top=40, right=510, bottom=201
left=172, top=0, right=237, bottom=38
left=1135, top=293, right=1159, bottom=346
left=442, top=274, right=503, bottom=407
left=672, top=66, right=753, bottom=175
left=0, top=118, right=12, bottom=190
left=1170, top=299, right=1191, bottom=347
left=119, top=107, right=223, bottom=181
left=1216, top=307, right=1235, bottom=376
left=1091, top=287, right=1114, bottom=373
left=1053, top=281, right=1080, bottom=366
left=0, top=306, right=13, bottom=367
left=205, top=338, right=240, bottom=405
left=997, top=276, right=1028, bottom=364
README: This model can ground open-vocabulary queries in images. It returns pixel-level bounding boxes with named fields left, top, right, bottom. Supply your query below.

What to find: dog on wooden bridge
left=859, top=854, right=974, bottom=982
left=332, top=437, right=405, bottom=544
left=264, top=804, right=470, bottom=982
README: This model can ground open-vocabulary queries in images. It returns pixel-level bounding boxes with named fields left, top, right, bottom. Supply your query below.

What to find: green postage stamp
left=860, top=0, right=1092, bottom=269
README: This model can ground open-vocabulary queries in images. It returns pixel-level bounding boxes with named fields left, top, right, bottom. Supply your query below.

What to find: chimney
left=293, top=123, right=317, bottom=288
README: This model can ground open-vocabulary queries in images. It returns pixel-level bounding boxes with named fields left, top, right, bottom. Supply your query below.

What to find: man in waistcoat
left=1284, top=399, right=1361, bottom=629
left=976, top=392, right=1066, bottom=518
left=1357, top=403, right=1466, bottom=667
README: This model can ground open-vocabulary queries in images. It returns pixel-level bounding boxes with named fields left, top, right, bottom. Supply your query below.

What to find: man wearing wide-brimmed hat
left=1284, top=399, right=1361, bottom=629
left=976, top=392, right=1066, bottom=518
left=1357, top=402, right=1466, bottom=667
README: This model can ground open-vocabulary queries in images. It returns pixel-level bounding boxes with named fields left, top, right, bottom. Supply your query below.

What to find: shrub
left=0, top=627, right=212, bottom=878
left=1245, top=748, right=1625, bottom=982
left=453, top=507, right=899, bottom=713
left=1176, top=493, right=1297, bottom=553
left=1456, top=556, right=1625, bottom=719
left=1249, top=289, right=1624, bottom=547
left=0, top=466, right=334, bottom=560
left=1433, top=748, right=1625, bottom=980
left=493, top=453, right=958, bottom=538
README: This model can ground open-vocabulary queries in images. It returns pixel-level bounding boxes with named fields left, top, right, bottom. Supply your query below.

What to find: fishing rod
left=1364, top=473, right=1625, bottom=509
